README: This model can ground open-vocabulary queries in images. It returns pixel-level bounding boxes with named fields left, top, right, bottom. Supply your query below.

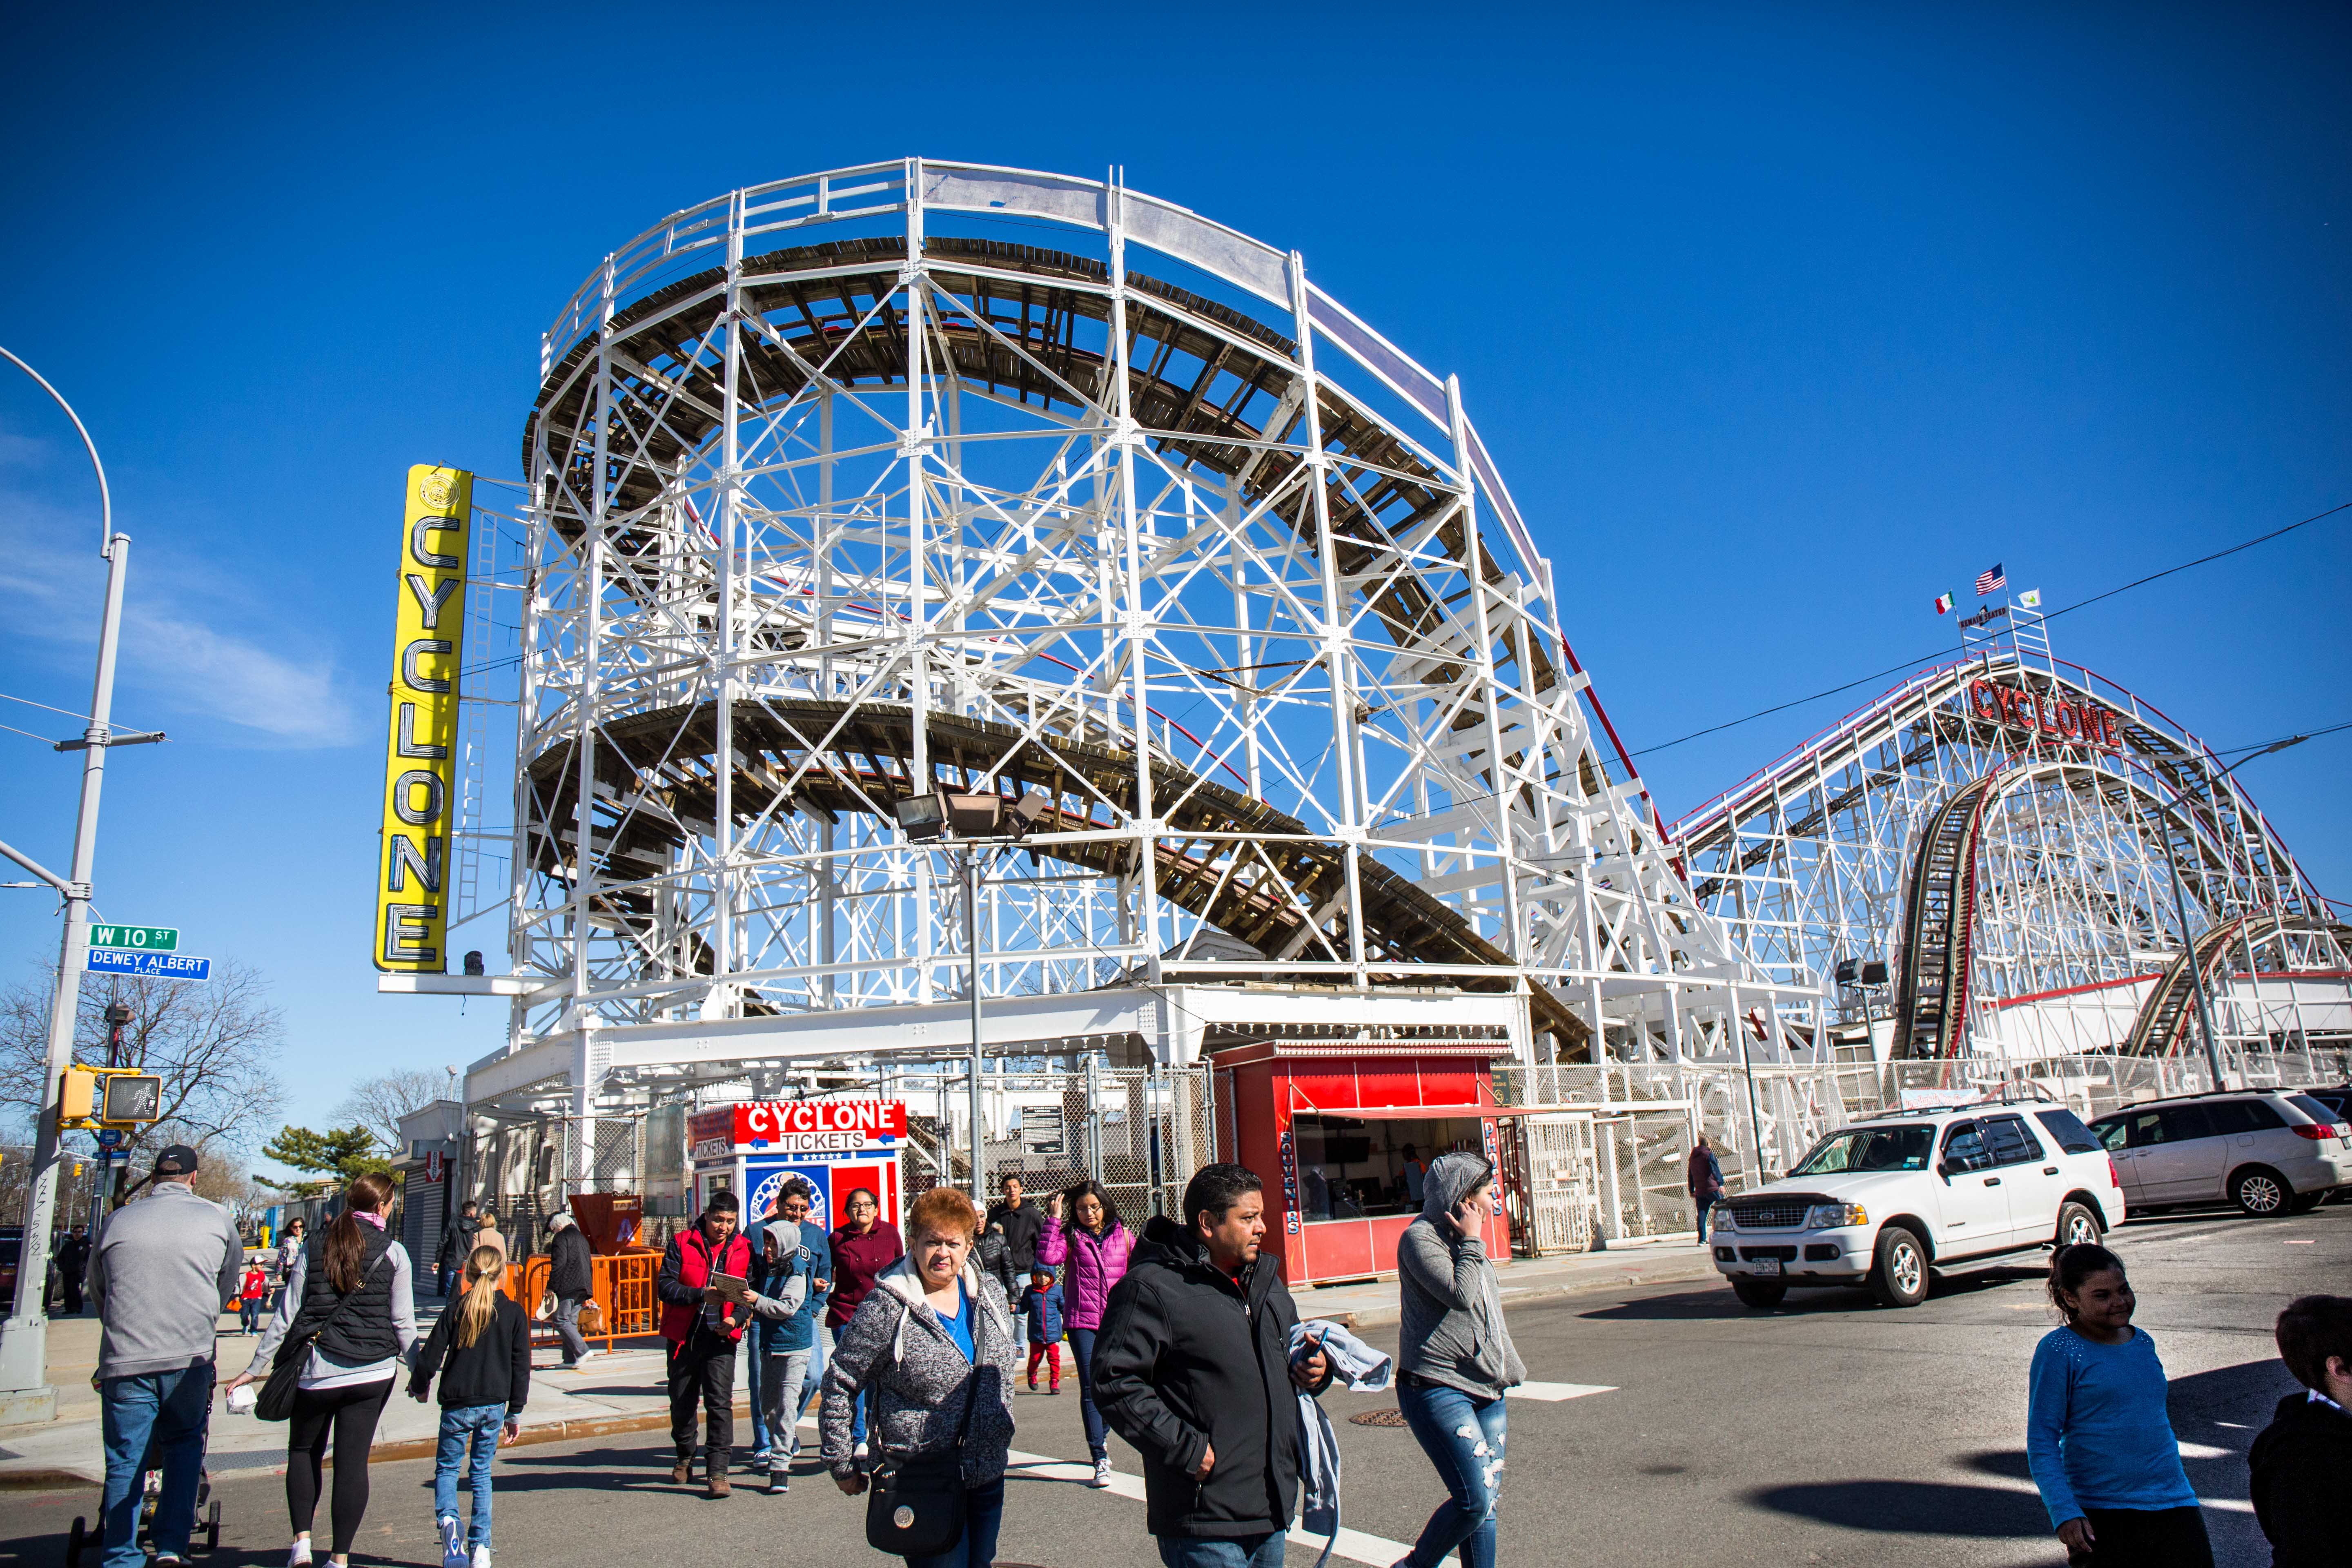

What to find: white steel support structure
left=444, top=160, right=1786, bottom=1118
left=1675, top=605, right=2346, bottom=1065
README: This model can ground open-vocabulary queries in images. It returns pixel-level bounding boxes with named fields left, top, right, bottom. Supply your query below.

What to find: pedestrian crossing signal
left=56, top=1066, right=164, bottom=1130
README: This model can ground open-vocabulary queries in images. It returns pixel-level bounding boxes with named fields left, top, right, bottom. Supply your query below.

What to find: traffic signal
left=56, top=1065, right=164, bottom=1130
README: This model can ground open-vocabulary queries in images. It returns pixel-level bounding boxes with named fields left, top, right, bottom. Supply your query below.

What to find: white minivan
left=1710, top=1100, right=2125, bottom=1309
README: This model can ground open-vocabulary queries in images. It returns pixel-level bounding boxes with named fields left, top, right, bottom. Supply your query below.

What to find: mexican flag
left=1934, top=592, right=1956, bottom=615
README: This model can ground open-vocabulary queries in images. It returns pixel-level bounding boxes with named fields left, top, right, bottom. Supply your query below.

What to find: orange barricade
left=502, top=1250, right=661, bottom=1350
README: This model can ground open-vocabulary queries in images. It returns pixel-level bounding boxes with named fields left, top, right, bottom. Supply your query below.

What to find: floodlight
left=1860, top=960, right=1889, bottom=987
left=942, top=791, right=1003, bottom=837
left=1009, top=791, right=1053, bottom=837
left=894, top=792, right=949, bottom=841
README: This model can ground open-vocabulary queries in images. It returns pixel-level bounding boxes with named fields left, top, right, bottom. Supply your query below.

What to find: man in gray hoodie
left=1393, top=1151, right=1524, bottom=1568
left=87, top=1143, right=242, bottom=1568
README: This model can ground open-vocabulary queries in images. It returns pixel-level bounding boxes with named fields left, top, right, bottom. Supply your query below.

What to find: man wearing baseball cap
left=87, top=1143, right=242, bottom=1568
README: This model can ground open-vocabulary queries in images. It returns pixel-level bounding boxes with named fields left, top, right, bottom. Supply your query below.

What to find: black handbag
left=256, top=1252, right=389, bottom=1423
left=863, top=1345, right=984, bottom=1557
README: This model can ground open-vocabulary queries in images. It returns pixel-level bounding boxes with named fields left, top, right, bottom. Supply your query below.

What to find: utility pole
left=0, top=347, right=130, bottom=1423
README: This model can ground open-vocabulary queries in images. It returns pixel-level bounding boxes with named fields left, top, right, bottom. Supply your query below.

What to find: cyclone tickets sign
left=1967, top=679, right=2122, bottom=752
left=692, top=1100, right=907, bottom=1158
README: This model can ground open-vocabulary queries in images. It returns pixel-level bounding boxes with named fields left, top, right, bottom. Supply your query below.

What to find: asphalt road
left=8, top=1203, right=2338, bottom=1568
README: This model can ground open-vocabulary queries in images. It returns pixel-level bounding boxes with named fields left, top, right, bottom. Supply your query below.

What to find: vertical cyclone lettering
left=376, top=466, right=471, bottom=971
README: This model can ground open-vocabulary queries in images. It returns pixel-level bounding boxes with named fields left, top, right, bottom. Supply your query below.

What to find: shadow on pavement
left=1745, top=1478, right=2052, bottom=1538
left=1579, top=1265, right=2046, bottom=1321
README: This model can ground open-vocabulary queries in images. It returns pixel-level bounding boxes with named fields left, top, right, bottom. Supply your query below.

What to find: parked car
left=2087, top=1090, right=2352, bottom=1216
left=1709, top=1101, right=2124, bottom=1310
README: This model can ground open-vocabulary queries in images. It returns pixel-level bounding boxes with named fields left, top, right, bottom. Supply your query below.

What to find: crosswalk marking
left=1508, top=1381, right=1617, bottom=1402
left=1004, top=1446, right=1414, bottom=1568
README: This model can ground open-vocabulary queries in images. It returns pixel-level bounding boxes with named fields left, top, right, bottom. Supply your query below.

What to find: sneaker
left=767, top=1469, right=788, bottom=1495
left=1092, top=1457, right=1113, bottom=1489
left=440, top=1514, right=465, bottom=1568
left=750, top=1447, right=771, bottom=1471
left=288, top=1542, right=314, bottom=1568
left=472, top=1548, right=492, bottom=1568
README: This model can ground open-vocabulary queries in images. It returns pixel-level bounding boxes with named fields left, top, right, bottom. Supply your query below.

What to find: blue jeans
left=1069, top=1326, right=1107, bottom=1462
left=100, top=1363, right=214, bottom=1568
left=803, top=1324, right=860, bottom=1442
left=1695, top=1198, right=1713, bottom=1245
left=1396, top=1378, right=1507, bottom=1568
left=902, top=1477, right=1003, bottom=1568
left=1154, top=1532, right=1288, bottom=1568
left=434, top=1403, right=504, bottom=1550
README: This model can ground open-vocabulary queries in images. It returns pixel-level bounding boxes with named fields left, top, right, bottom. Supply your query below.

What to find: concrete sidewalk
left=0, top=1238, right=1721, bottom=1490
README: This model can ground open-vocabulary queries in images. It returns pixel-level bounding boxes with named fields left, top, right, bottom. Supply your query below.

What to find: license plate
left=1753, top=1258, right=1782, bottom=1276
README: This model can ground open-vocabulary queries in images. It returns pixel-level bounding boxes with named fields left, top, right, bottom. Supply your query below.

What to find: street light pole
left=0, top=347, right=129, bottom=1420
left=964, top=848, right=987, bottom=1205
left=2158, top=798, right=2230, bottom=1093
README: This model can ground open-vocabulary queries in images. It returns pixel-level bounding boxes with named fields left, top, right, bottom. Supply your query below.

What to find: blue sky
left=3, top=4, right=2345, bottom=1160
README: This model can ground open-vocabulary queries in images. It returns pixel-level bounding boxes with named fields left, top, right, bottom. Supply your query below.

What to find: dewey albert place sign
left=1967, top=678, right=2123, bottom=752
left=87, top=949, right=211, bottom=982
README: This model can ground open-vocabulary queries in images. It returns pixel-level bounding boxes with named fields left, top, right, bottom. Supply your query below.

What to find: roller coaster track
left=525, top=697, right=1591, bottom=1051
left=2118, top=909, right=2350, bottom=1057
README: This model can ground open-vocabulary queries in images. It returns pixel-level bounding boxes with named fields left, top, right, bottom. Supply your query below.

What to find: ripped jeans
left=1395, top=1375, right=1507, bottom=1568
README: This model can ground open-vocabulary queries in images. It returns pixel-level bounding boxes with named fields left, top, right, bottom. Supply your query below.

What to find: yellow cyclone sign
left=375, top=465, right=471, bottom=971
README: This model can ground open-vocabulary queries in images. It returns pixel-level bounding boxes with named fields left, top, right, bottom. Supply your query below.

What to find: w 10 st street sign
left=87, top=948, right=211, bottom=982
left=88, top=924, right=177, bottom=951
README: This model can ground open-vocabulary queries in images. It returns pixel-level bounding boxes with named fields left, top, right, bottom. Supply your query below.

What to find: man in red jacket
left=657, top=1191, right=752, bottom=1496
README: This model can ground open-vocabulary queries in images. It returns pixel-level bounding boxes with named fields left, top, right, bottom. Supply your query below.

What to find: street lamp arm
left=0, top=344, right=114, bottom=557
left=0, top=837, right=76, bottom=897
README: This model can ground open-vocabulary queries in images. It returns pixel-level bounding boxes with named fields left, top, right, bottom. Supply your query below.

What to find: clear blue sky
left=3, top=4, right=2345, bottom=1160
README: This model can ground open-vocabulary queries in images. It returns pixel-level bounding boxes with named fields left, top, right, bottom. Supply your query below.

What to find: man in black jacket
left=546, top=1211, right=596, bottom=1367
left=2249, top=1293, right=2352, bottom=1568
left=436, top=1200, right=481, bottom=1298
left=1094, top=1163, right=1330, bottom=1568
left=985, top=1174, right=1044, bottom=1337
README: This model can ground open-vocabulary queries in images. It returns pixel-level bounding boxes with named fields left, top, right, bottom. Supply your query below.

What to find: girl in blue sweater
left=2026, top=1243, right=2208, bottom=1567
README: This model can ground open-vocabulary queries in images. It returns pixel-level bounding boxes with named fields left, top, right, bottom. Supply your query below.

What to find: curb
left=1326, top=1254, right=1722, bottom=1328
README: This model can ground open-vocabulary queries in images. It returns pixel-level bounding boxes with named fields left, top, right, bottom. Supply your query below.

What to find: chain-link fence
left=1495, top=1047, right=2352, bottom=1253
left=900, top=1064, right=1214, bottom=1225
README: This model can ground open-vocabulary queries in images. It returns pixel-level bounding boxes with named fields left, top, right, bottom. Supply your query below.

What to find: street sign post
left=86, top=924, right=176, bottom=952
left=85, top=949, right=209, bottom=982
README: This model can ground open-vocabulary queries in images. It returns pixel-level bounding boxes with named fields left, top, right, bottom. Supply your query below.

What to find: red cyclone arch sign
left=1967, top=678, right=2122, bottom=752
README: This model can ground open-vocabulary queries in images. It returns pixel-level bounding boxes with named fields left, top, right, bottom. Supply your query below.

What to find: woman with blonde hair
left=410, top=1245, right=530, bottom=1568
left=823, top=1186, right=1018, bottom=1568
left=228, top=1171, right=418, bottom=1568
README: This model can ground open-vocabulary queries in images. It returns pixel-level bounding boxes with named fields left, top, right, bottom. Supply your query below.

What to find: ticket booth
left=1211, top=1041, right=1511, bottom=1286
left=688, top=1099, right=907, bottom=1237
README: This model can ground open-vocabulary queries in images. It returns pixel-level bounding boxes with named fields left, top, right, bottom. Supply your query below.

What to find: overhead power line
left=1629, top=499, right=2351, bottom=760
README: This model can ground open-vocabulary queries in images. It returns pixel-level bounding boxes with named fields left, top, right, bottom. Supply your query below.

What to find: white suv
left=1709, top=1101, right=2125, bottom=1310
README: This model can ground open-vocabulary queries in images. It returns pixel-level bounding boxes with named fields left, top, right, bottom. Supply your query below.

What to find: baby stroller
left=66, top=1427, right=220, bottom=1565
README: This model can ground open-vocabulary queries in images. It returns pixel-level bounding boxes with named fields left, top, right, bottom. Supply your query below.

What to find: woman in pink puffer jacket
left=1035, top=1180, right=1134, bottom=1486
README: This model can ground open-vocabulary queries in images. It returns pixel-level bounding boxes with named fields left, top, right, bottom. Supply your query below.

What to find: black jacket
left=409, top=1291, right=531, bottom=1414
left=1092, top=1216, right=1330, bottom=1539
left=2249, top=1390, right=2352, bottom=1567
left=437, top=1215, right=481, bottom=1272
left=975, top=1230, right=1019, bottom=1312
left=548, top=1225, right=592, bottom=1300
left=986, top=1201, right=1045, bottom=1272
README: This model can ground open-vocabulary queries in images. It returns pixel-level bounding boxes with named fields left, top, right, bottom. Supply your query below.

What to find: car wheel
left=2232, top=1166, right=2290, bottom=1217
left=2287, top=1190, right=2325, bottom=1215
left=1868, top=1227, right=1929, bottom=1308
left=1731, top=1279, right=1787, bottom=1310
left=2053, top=1201, right=2102, bottom=1250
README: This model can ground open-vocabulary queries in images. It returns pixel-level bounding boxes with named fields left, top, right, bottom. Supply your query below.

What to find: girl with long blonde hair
left=409, top=1245, right=531, bottom=1568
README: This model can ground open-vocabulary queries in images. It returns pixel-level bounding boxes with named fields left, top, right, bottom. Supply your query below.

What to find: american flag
left=1974, top=563, right=2006, bottom=597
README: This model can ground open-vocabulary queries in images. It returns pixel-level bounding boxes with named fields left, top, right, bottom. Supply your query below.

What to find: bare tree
left=333, top=1069, right=445, bottom=1158
left=0, top=958, right=285, bottom=1164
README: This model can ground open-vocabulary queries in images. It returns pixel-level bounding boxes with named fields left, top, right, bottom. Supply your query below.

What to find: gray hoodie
left=1395, top=1152, right=1525, bottom=1399
left=87, top=1181, right=243, bottom=1381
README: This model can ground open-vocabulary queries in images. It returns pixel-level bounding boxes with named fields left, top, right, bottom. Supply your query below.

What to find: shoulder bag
left=863, top=1306, right=985, bottom=1557
left=256, top=1251, right=390, bottom=1423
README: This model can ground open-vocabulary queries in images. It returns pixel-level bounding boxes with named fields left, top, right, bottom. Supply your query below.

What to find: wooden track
left=525, top=697, right=1588, bottom=1052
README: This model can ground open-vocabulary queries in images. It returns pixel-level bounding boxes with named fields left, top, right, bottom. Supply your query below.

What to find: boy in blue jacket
left=1025, top=1262, right=1065, bottom=1392
left=746, top=1180, right=831, bottom=1495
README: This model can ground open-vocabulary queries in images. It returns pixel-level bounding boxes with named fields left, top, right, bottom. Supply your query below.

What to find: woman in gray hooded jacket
left=1393, top=1151, right=1524, bottom=1568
